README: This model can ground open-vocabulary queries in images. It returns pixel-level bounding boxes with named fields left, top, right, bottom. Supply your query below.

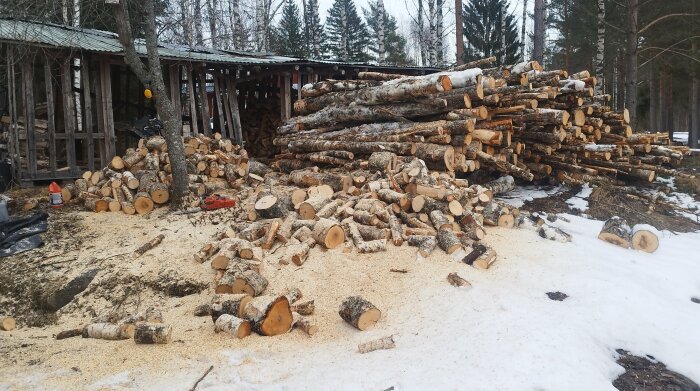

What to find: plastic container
left=48, top=182, right=63, bottom=208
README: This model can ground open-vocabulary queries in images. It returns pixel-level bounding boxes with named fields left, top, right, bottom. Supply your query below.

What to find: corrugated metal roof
left=0, top=18, right=439, bottom=71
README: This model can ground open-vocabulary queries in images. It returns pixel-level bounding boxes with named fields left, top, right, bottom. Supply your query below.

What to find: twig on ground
left=190, top=365, right=214, bottom=391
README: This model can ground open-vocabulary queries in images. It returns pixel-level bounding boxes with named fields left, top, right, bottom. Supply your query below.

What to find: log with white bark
left=134, top=323, right=172, bottom=344
left=312, top=218, right=346, bottom=249
left=214, top=314, right=252, bottom=338
left=358, top=335, right=396, bottom=353
left=292, top=312, right=318, bottom=336
left=597, top=216, right=631, bottom=248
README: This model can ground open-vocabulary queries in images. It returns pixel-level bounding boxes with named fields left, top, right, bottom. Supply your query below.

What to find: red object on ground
left=201, top=194, right=236, bottom=211
left=48, top=182, right=63, bottom=208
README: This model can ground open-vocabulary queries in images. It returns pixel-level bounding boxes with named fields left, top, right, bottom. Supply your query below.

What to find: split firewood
left=437, top=228, right=463, bottom=254
left=131, top=234, right=165, bottom=258
left=210, top=293, right=252, bottom=321
left=462, top=244, right=497, bottom=269
left=292, top=312, right=318, bottom=336
left=284, top=288, right=303, bottom=304
left=447, top=272, right=472, bottom=288
left=358, top=335, right=395, bottom=354
left=407, top=235, right=437, bottom=257
left=339, top=296, right=381, bottom=331
left=82, top=323, right=134, bottom=340
left=242, top=295, right=294, bottom=336
left=290, top=238, right=316, bottom=265
left=290, top=300, right=315, bottom=316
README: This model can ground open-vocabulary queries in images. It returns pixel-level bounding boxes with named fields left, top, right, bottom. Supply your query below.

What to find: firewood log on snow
left=339, top=296, right=381, bottom=331
left=462, top=243, right=497, bottom=269
left=214, top=314, right=252, bottom=338
left=292, top=312, right=318, bottom=336
left=82, top=323, right=134, bottom=340
left=598, top=216, right=631, bottom=248
left=358, top=335, right=395, bottom=354
left=630, top=224, right=659, bottom=253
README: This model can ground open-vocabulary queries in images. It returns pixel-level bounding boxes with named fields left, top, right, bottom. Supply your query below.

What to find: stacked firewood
left=63, top=134, right=250, bottom=213
left=272, top=59, right=691, bottom=185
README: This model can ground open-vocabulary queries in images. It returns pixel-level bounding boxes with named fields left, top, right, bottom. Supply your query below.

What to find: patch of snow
left=497, top=185, right=563, bottom=208
left=673, top=132, right=688, bottom=144
left=566, top=183, right=592, bottom=212
left=88, top=371, right=133, bottom=390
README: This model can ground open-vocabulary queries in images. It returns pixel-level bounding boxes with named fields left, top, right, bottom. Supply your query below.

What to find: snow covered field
left=1, top=188, right=699, bottom=391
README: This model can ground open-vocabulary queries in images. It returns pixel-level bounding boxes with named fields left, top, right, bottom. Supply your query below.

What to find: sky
left=314, top=0, right=527, bottom=64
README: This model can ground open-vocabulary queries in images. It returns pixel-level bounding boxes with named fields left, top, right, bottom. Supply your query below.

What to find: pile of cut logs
left=64, top=134, right=250, bottom=213
left=273, top=58, right=691, bottom=185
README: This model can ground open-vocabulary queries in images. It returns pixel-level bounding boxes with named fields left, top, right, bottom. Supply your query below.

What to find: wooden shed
left=0, top=18, right=436, bottom=185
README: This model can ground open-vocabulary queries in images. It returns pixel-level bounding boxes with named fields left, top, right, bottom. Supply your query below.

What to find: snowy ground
left=1, top=187, right=699, bottom=391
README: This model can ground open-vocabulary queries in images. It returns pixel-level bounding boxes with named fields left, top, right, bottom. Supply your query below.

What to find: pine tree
left=363, top=0, right=411, bottom=65
left=272, top=0, right=306, bottom=57
left=326, top=0, right=371, bottom=62
left=462, top=0, right=520, bottom=66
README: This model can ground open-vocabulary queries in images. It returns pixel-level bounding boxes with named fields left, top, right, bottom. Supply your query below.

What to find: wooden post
left=93, top=59, right=106, bottom=167
left=6, top=47, right=21, bottom=180
left=225, top=77, right=243, bottom=145
left=168, top=64, right=183, bottom=135
left=44, top=57, right=57, bottom=177
left=81, top=57, right=95, bottom=171
left=221, top=74, right=235, bottom=139
left=186, top=64, right=199, bottom=135
left=212, top=72, right=226, bottom=137
left=61, top=57, right=77, bottom=174
left=21, top=60, right=37, bottom=178
left=281, top=72, right=291, bottom=120
left=99, top=61, right=115, bottom=161
left=296, top=70, right=302, bottom=101
left=198, top=68, right=211, bottom=136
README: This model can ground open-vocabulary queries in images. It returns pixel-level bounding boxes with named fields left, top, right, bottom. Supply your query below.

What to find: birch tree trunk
left=208, top=0, right=218, bottom=48
left=594, top=0, right=605, bottom=95
left=311, top=0, right=321, bottom=58
left=377, top=0, right=386, bottom=64
left=533, top=0, right=545, bottom=64
left=428, top=0, right=437, bottom=66
left=691, top=31, right=699, bottom=147
left=194, top=0, right=204, bottom=45
left=341, top=4, right=348, bottom=60
left=230, top=0, right=244, bottom=49
left=436, top=0, right=444, bottom=65
left=182, top=0, right=194, bottom=46
left=520, top=0, right=528, bottom=61
left=418, top=0, right=427, bottom=66
left=455, top=0, right=464, bottom=65
left=255, top=0, right=265, bottom=51
left=624, top=0, right=638, bottom=126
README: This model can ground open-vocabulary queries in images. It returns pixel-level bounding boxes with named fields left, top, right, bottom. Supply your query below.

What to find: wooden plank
left=212, top=72, right=226, bottom=138
left=281, top=73, right=291, bottom=120
left=225, top=77, right=243, bottom=145
left=198, top=68, right=211, bottom=136
left=60, top=57, right=77, bottom=174
left=81, top=57, right=95, bottom=171
left=186, top=64, right=199, bottom=135
left=21, top=61, right=37, bottom=178
left=296, top=71, right=302, bottom=101
left=169, top=64, right=183, bottom=135
left=99, top=61, right=115, bottom=160
left=5, top=47, right=19, bottom=180
left=44, top=57, right=57, bottom=177
left=221, top=74, right=235, bottom=140
left=93, top=59, right=106, bottom=166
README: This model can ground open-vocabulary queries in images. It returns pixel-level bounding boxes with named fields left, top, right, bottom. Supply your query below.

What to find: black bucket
left=0, top=159, right=13, bottom=192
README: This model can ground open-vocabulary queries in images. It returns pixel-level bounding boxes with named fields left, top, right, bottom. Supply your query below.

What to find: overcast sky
left=314, top=0, right=527, bottom=63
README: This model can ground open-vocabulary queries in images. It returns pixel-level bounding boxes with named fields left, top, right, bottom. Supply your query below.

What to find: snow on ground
left=1, top=188, right=699, bottom=391
left=496, top=185, right=563, bottom=208
left=673, top=132, right=688, bottom=144
left=566, top=184, right=592, bottom=212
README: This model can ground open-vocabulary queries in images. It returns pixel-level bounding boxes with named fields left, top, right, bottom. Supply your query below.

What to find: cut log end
left=631, top=229, right=659, bottom=253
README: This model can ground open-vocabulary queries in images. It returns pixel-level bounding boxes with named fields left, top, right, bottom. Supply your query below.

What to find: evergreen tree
left=272, top=0, right=307, bottom=57
left=363, top=0, right=411, bottom=65
left=462, top=0, right=520, bottom=66
left=326, top=0, right=371, bottom=62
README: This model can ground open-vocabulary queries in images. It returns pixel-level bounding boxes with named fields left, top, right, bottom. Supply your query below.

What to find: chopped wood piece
left=312, top=218, right=345, bottom=249
left=447, top=272, right=472, bottom=288
left=211, top=293, right=252, bottom=321
left=631, top=225, right=659, bottom=253
left=292, top=312, right=318, bottom=336
left=339, top=296, right=381, bottom=331
left=242, top=295, right=293, bottom=336
left=134, top=323, right=172, bottom=344
left=598, top=217, right=631, bottom=248
left=291, top=300, right=315, bottom=315
left=56, top=327, right=84, bottom=339
left=291, top=238, right=316, bottom=265
left=358, top=335, right=396, bottom=354
left=83, top=323, right=133, bottom=340
left=407, top=235, right=437, bottom=257
left=0, top=316, right=16, bottom=331
left=462, top=244, right=497, bottom=269
left=437, top=228, right=463, bottom=254
left=131, top=234, right=165, bottom=258
left=214, top=314, right=252, bottom=338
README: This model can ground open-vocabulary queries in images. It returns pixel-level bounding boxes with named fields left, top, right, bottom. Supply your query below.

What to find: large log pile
left=273, top=60, right=691, bottom=185
left=64, top=134, right=251, bottom=213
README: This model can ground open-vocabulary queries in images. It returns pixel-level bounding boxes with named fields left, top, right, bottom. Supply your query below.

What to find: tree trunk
left=113, top=0, right=189, bottom=209
left=533, top=0, right=545, bottom=64
left=455, top=0, right=464, bottom=65
left=418, top=0, right=427, bottom=66
left=207, top=0, right=217, bottom=48
left=428, top=0, right=437, bottom=66
left=624, top=0, right=638, bottom=126
left=691, top=36, right=699, bottom=148
left=520, top=0, right=528, bottom=61
left=649, top=64, right=658, bottom=132
left=182, top=0, right=193, bottom=46
left=193, top=0, right=204, bottom=45
left=436, top=0, right=444, bottom=65
left=594, top=0, right=605, bottom=94
left=377, top=0, right=386, bottom=63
